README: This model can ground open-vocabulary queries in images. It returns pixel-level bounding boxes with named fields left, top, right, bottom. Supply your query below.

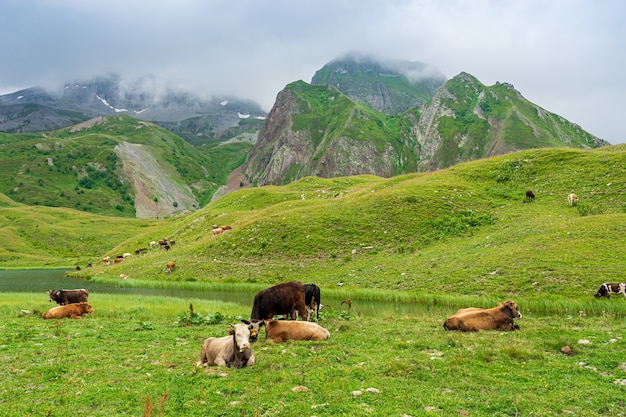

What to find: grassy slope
left=1, top=145, right=625, bottom=307
left=48, top=145, right=624, bottom=311
left=0, top=116, right=219, bottom=216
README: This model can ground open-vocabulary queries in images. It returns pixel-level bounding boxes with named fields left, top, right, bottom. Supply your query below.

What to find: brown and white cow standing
left=48, top=289, right=89, bottom=305
left=250, top=281, right=309, bottom=322
left=42, top=302, right=94, bottom=319
left=263, top=319, right=330, bottom=343
left=196, top=322, right=255, bottom=368
left=443, top=300, right=522, bottom=332
left=594, top=283, right=626, bottom=298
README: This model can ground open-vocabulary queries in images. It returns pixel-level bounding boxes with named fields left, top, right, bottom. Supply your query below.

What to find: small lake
left=0, top=269, right=445, bottom=317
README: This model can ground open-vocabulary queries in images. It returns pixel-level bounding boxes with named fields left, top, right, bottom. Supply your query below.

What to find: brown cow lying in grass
left=263, top=319, right=330, bottom=343
left=42, top=302, right=94, bottom=319
left=443, top=300, right=522, bottom=332
left=196, top=322, right=255, bottom=368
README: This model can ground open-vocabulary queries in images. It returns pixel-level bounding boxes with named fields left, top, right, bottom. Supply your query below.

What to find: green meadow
left=2, top=293, right=625, bottom=416
left=2, top=145, right=626, bottom=415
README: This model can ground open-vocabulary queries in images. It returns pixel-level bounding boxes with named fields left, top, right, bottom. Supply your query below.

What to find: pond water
left=0, top=269, right=444, bottom=317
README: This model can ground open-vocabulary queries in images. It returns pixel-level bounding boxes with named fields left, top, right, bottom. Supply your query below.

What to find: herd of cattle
left=41, top=280, right=626, bottom=368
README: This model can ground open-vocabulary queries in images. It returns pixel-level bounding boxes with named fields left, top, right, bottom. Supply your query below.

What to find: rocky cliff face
left=241, top=84, right=412, bottom=186
left=242, top=71, right=608, bottom=187
left=311, top=54, right=446, bottom=115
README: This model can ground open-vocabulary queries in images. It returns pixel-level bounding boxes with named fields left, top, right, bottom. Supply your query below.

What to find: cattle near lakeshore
left=2, top=292, right=625, bottom=416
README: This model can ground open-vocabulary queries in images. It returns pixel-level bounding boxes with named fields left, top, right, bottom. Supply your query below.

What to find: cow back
left=251, top=281, right=307, bottom=321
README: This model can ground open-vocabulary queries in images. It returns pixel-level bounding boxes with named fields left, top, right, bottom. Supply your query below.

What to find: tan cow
left=196, top=322, right=255, bottom=368
left=165, top=261, right=175, bottom=273
left=567, top=193, right=578, bottom=206
left=42, top=302, right=94, bottom=319
left=443, top=300, right=522, bottom=332
left=263, top=319, right=330, bottom=343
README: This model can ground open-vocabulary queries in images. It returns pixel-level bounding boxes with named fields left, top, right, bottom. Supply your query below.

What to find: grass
left=1, top=293, right=625, bottom=416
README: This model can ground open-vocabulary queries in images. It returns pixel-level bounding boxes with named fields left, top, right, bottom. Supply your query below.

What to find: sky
left=1, top=0, right=624, bottom=143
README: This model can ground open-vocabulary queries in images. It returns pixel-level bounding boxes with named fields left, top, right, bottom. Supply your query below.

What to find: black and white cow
left=594, top=283, right=626, bottom=298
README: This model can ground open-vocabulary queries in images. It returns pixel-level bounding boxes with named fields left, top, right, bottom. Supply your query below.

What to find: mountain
left=0, top=75, right=267, bottom=144
left=0, top=115, right=229, bottom=218
left=311, top=53, right=446, bottom=114
left=241, top=71, right=608, bottom=186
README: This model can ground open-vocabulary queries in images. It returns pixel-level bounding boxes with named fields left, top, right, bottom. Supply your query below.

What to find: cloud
left=1, top=0, right=624, bottom=142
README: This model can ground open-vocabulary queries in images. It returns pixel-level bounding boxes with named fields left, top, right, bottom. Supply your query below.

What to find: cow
left=443, top=300, right=522, bottom=332
left=245, top=319, right=263, bottom=343
left=102, top=256, right=111, bottom=265
left=568, top=193, right=578, bottom=206
left=158, top=238, right=169, bottom=247
left=212, top=226, right=224, bottom=236
left=48, top=289, right=89, bottom=305
left=165, top=261, right=175, bottom=273
left=263, top=319, right=330, bottom=343
left=289, top=283, right=321, bottom=322
left=594, top=283, right=626, bottom=298
left=525, top=190, right=535, bottom=203
left=42, top=302, right=94, bottom=319
left=134, top=247, right=148, bottom=255
left=250, top=281, right=309, bottom=322
left=195, top=322, right=255, bottom=368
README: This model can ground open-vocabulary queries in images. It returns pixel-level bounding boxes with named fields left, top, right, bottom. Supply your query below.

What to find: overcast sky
left=1, top=0, right=624, bottom=143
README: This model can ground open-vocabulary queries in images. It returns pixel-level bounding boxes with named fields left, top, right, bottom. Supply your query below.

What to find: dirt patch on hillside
left=114, top=141, right=199, bottom=218
left=211, top=165, right=252, bottom=202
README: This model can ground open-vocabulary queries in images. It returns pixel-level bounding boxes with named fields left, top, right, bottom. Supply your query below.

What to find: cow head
left=48, top=290, right=60, bottom=302
left=242, top=319, right=264, bottom=343
left=594, top=284, right=609, bottom=298
left=503, top=300, right=522, bottom=319
left=78, top=302, right=95, bottom=314
left=228, top=323, right=251, bottom=352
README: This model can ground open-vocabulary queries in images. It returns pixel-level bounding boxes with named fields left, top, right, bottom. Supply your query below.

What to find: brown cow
left=42, top=302, right=94, bottom=319
left=443, top=300, right=522, bottom=332
left=165, top=261, right=175, bottom=273
left=48, top=289, right=89, bottom=305
left=195, top=322, right=255, bottom=368
left=251, top=281, right=309, bottom=322
left=263, top=319, right=330, bottom=343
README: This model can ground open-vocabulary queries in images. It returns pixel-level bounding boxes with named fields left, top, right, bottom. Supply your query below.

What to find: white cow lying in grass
left=196, top=321, right=255, bottom=368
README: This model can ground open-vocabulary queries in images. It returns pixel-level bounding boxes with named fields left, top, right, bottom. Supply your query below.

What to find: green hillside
left=24, top=144, right=619, bottom=307
left=0, top=115, right=237, bottom=217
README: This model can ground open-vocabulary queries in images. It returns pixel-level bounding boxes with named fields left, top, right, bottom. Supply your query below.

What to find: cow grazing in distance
left=48, top=289, right=89, bottom=305
left=567, top=193, right=579, bottom=206
left=195, top=322, right=255, bottom=368
left=525, top=190, right=535, bottom=203
left=165, top=261, right=176, bottom=273
left=263, top=319, right=330, bottom=343
left=443, top=300, right=522, bottom=332
left=102, top=256, right=111, bottom=265
left=594, top=283, right=626, bottom=298
left=212, top=226, right=224, bottom=236
left=43, top=302, right=94, bottom=319
left=251, top=281, right=309, bottom=322
left=134, top=247, right=148, bottom=255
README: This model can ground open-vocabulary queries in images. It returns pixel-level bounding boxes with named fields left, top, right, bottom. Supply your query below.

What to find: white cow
left=196, top=322, right=255, bottom=368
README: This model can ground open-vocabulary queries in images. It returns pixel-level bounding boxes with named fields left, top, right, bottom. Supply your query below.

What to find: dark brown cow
left=525, top=190, right=535, bottom=202
left=48, top=289, right=89, bottom=305
left=443, top=300, right=522, bottom=332
left=251, top=281, right=309, bottom=322
left=42, top=302, right=94, bottom=319
left=594, top=283, right=626, bottom=298
left=263, top=319, right=330, bottom=343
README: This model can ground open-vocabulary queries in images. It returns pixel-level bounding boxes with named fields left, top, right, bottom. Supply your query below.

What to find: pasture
left=2, top=292, right=625, bottom=416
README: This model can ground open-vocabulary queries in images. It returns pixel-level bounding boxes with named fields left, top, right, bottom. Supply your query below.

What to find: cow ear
left=227, top=327, right=235, bottom=335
